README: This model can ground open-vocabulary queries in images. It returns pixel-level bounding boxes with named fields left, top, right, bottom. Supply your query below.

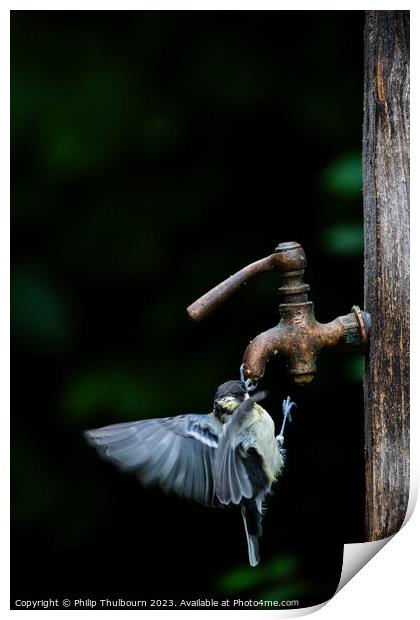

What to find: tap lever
left=187, top=241, right=308, bottom=321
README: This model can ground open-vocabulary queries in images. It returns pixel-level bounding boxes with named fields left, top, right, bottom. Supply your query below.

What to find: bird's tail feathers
left=241, top=498, right=263, bottom=567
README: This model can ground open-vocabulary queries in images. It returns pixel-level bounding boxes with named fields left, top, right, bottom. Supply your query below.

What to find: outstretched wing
left=85, top=414, right=221, bottom=506
left=212, top=392, right=267, bottom=505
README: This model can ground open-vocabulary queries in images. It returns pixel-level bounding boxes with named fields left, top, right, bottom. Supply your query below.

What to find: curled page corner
left=269, top=539, right=392, bottom=617
left=335, top=472, right=418, bottom=598
left=334, top=536, right=393, bottom=595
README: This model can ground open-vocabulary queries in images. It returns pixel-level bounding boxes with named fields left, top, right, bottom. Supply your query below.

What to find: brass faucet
left=187, top=241, right=370, bottom=385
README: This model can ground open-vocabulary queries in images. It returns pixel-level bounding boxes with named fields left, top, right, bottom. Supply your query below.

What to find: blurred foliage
left=215, top=554, right=335, bottom=603
left=61, top=368, right=155, bottom=423
left=216, top=555, right=298, bottom=593
left=11, top=10, right=364, bottom=609
left=322, top=152, right=362, bottom=197
left=11, top=267, right=74, bottom=349
left=321, top=150, right=363, bottom=257
left=322, top=223, right=364, bottom=256
left=344, top=356, right=365, bottom=383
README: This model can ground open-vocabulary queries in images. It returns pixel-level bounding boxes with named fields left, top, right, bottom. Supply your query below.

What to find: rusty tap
left=187, top=241, right=370, bottom=385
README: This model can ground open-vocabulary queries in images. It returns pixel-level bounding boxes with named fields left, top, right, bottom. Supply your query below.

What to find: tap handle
left=187, top=241, right=307, bottom=321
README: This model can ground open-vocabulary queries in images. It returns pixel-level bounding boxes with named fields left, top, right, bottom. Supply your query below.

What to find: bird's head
left=213, top=380, right=248, bottom=421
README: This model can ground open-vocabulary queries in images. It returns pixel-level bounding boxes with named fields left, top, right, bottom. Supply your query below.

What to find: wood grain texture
left=363, top=11, right=410, bottom=541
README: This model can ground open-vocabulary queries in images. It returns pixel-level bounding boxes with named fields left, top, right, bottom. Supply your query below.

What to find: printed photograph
left=11, top=9, right=409, bottom=611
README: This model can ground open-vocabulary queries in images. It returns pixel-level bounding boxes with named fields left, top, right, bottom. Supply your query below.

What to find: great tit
left=85, top=380, right=295, bottom=567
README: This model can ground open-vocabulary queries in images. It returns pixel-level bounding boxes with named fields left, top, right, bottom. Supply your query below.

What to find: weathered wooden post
left=363, top=10, right=410, bottom=541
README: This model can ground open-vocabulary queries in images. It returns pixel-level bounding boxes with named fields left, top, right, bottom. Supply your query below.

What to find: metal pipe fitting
left=187, top=241, right=370, bottom=385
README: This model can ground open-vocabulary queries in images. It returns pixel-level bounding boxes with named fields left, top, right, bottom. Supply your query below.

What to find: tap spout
left=242, top=326, right=292, bottom=382
left=242, top=303, right=370, bottom=385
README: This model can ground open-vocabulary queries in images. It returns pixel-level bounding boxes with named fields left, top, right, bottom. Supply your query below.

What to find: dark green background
left=11, top=10, right=365, bottom=609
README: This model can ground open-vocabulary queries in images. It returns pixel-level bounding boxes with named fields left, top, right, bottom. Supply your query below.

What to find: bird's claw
left=239, top=364, right=258, bottom=393
left=276, top=396, right=297, bottom=446
left=282, top=396, right=296, bottom=422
